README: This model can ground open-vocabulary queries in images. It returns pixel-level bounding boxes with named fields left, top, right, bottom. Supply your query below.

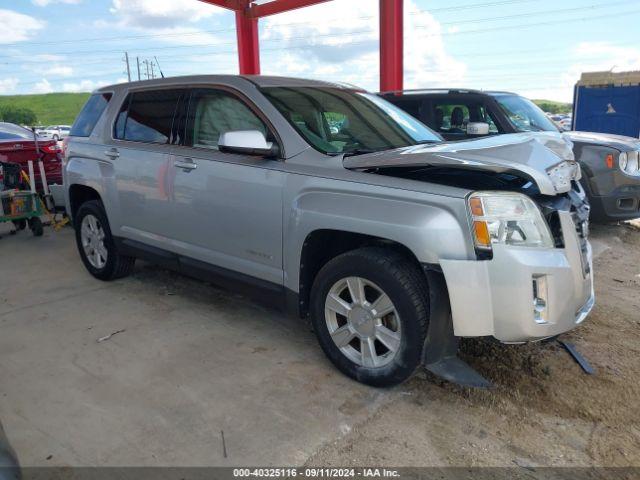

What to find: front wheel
left=74, top=200, right=135, bottom=281
left=29, top=217, right=43, bottom=236
left=310, top=247, right=429, bottom=387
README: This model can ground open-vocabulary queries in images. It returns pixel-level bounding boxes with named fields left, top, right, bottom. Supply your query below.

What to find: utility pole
left=154, top=56, right=165, bottom=78
left=123, top=52, right=131, bottom=82
left=136, top=56, right=141, bottom=81
left=150, top=61, right=156, bottom=79
left=142, top=60, right=150, bottom=79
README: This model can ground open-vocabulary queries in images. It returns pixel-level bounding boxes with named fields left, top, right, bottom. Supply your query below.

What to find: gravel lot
left=0, top=220, right=638, bottom=472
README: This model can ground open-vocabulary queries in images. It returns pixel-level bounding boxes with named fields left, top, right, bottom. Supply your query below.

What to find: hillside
left=0, top=91, right=573, bottom=125
left=532, top=99, right=572, bottom=114
left=0, top=92, right=90, bottom=125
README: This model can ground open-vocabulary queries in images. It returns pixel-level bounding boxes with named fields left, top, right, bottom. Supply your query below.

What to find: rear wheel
left=74, top=200, right=135, bottom=280
left=12, top=219, right=26, bottom=231
left=29, top=217, right=43, bottom=236
left=310, top=247, right=429, bottom=387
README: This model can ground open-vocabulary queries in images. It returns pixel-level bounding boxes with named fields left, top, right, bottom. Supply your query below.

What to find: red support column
left=379, top=0, right=403, bottom=92
left=236, top=10, right=260, bottom=74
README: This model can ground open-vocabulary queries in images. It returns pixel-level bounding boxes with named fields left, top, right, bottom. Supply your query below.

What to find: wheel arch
left=68, top=184, right=102, bottom=221
left=296, top=229, right=427, bottom=318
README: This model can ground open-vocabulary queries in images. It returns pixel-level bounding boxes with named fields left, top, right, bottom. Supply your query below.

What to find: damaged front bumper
left=439, top=211, right=594, bottom=343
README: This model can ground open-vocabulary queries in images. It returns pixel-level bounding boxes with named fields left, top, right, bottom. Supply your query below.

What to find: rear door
left=168, top=87, right=285, bottom=285
left=106, top=88, right=185, bottom=247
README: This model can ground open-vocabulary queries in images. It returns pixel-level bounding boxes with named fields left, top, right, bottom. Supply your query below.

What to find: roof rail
left=377, top=87, right=484, bottom=95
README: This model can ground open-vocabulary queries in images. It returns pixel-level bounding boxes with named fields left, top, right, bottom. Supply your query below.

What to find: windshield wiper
left=342, top=148, right=379, bottom=157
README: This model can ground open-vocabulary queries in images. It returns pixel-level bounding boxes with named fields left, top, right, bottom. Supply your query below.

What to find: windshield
left=494, top=94, right=559, bottom=133
left=261, top=86, right=441, bottom=154
left=0, top=123, right=34, bottom=140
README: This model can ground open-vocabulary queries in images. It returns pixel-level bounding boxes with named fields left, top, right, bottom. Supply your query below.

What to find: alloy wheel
left=324, top=276, right=401, bottom=368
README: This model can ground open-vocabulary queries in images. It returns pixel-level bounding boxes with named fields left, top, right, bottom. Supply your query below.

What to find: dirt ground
left=307, top=222, right=640, bottom=469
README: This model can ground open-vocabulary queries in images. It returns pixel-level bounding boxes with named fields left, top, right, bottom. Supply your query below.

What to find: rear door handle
left=104, top=148, right=119, bottom=159
left=174, top=158, right=197, bottom=171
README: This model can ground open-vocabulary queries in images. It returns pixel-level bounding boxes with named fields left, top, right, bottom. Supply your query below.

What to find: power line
left=5, top=1, right=639, bottom=63
left=0, top=0, right=541, bottom=48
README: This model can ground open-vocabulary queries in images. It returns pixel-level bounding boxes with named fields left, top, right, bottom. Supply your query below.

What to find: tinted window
left=432, top=101, right=499, bottom=135
left=494, top=94, right=558, bottom=132
left=115, top=89, right=183, bottom=144
left=0, top=122, right=34, bottom=140
left=70, top=93, right=112, bottom=137
left=186, top=89, right=267, bottom=150
left=262, top=87, right=441, bottom=155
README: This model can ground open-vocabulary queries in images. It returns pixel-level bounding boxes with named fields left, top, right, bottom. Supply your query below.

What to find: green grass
left=0, top=92, right=90, bottom=125
left=532, top=99, right=572, bottom=114
left=0, top=91, right=573, bottom=125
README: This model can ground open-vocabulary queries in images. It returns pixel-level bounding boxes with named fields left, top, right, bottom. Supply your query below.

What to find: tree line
left=0, top=105, right=38, bottom=126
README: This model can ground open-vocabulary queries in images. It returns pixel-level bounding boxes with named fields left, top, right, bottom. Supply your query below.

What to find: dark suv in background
left=380, top=89, right=640, bottom=223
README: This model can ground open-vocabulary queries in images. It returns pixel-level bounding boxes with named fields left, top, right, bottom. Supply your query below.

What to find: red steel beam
left=236, top=10, right=261, bottom=74
left=248, top=0, right=332, bottom=18
left=197, top=0, right=245, bottom=11
left=379, top=0, right=403, bottom=92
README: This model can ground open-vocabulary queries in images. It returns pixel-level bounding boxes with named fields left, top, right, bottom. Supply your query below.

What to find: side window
left=434, top=104, right=469, bottom=134
left=433, top=102, right=500, bottom=136
left=70, top=93, right=112, bottom=137
left=186, top=89, right=267, bottom=150
left=114, top=89, right=183, bottom=144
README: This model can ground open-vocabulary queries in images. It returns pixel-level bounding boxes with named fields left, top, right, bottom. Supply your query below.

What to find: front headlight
left=468, top=192, right=554, bottom=250
left=619, top=151, right=640, bottom=176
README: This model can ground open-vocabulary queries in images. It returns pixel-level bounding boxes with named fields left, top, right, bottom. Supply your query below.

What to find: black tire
left=310, top=247, right=429, bottom=387
left=29, top=217, right=43, bottom=237
left=74, top=200, right=135, bottom=281
left=52, top=134, right=59, bottom=141
left=12, top=219, right=26, bottom=231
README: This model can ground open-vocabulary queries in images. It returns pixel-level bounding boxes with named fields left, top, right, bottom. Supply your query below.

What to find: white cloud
left=33, top=79, right=53, bottom=94
left=32, top=54, right=66, bottom=62
left=520, top=42, right=640, bottom=102
left=109, top=0, right=223, bottom=29
left=260, top=0, right=465, bottom=92
left=32, top=0, right=81, bottom=7
left=0, top=9, right=45, bottom=44
left=0, top=78, right=19, bottom=94
left=62, top=78, right=127, bottom=92
left=45, top=65, right=74, bottom=77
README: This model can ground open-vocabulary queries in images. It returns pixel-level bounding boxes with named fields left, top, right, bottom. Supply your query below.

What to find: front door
left=168, top=87, right=285, bottom=286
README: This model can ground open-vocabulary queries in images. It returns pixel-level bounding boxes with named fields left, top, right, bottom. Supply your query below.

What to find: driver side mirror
left=466, top=122, right=490, bottom=136
left=218, top=130, right=278, bottom=157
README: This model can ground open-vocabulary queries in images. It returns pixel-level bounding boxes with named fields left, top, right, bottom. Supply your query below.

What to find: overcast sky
left=1, top=0, right=640, bottom=101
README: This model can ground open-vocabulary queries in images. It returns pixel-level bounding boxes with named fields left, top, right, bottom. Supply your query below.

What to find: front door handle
left=174, top=158, right=197, bottom=171
left=104, top=148, right=119, bottom=159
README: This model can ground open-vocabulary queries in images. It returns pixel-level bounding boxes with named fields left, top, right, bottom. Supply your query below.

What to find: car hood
left=562, top=130, right=640, bottom=151
left=343, top=132, right=577, bottom=195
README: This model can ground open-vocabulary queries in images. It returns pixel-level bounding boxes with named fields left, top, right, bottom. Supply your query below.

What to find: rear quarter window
left=70, top=93, right=112, bottom=137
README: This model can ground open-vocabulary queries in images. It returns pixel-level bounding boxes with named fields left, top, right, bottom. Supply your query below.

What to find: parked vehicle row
left=36, top=125, right=71, bottom=141
left=63, top=76, right=594, bottom=387
left=0, top=122, right=63, bottom=191
left=380, top=89, right=640, bottom=223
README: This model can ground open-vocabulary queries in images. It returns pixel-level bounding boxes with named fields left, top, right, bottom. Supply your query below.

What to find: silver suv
left=64, top=76, right=594, bottom=387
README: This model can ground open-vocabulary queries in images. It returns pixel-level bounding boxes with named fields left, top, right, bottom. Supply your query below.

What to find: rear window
left=70, top=93, right=112, bottom=137
left=0, top=122, right=34, bottom=140
left=114, top=89, right=183, bottom=144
